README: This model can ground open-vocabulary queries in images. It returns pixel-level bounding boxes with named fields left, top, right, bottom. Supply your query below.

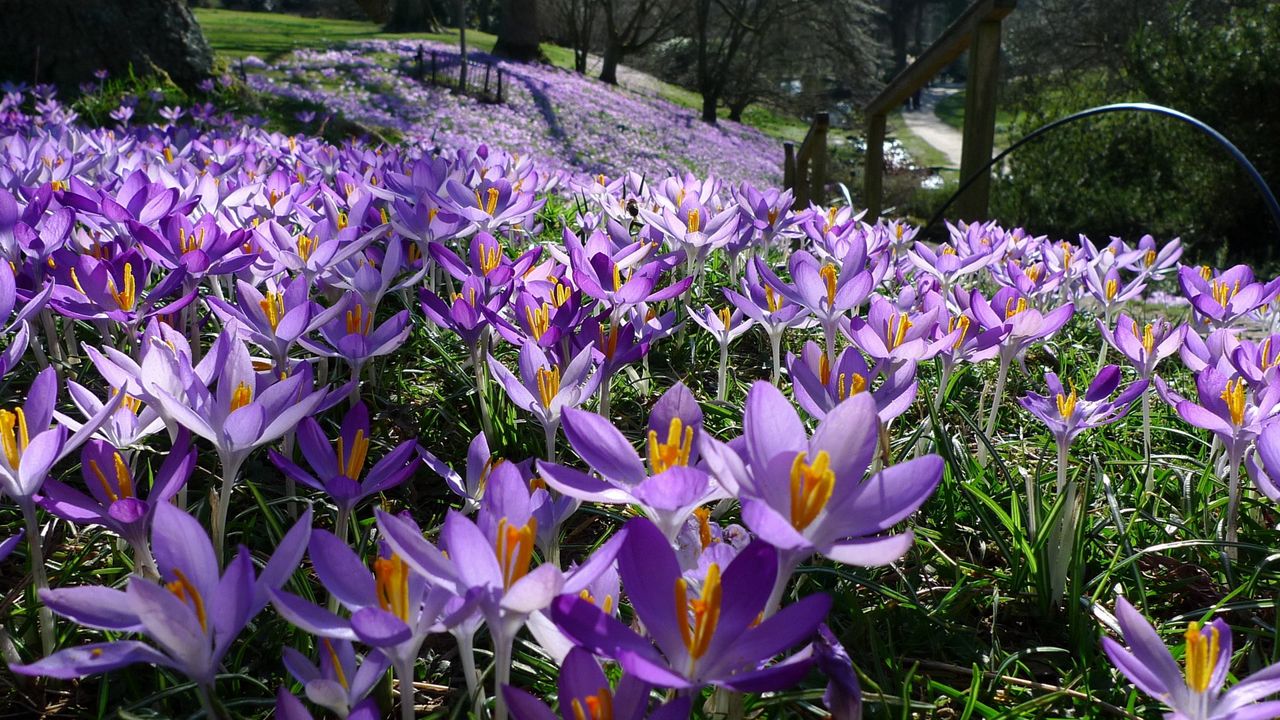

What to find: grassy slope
left=193, top=8, right=812, bottom=143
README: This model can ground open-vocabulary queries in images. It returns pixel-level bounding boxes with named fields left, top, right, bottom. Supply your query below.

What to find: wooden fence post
left=956, top=17, right=1004, bottom=220
left=864, top=112, right=887, bottom=220
left=483, top=63, right=491, bottom=97
left=809, top=112, right=830, bottom=206
left=784, top=142, right=796, bottom=194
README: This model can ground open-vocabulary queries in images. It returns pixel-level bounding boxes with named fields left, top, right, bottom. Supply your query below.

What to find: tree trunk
left=727, top=99, right=748, bottom=122
left=701, top=92, right=718, bottom=124
left=384, top=0, right=439, bottom=32
left=0, top=0, right=212, bottom=90
left=599, top=38, right=622, bottom=84
left=493, top=0, right=543, bottom=62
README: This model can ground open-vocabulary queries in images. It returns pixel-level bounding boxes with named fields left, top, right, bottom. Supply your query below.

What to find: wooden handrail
left=785, top=111, right=829, bottom=209
left=863, top=0, right=1016, bottom=222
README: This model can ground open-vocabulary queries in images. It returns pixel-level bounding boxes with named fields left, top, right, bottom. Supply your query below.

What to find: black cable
left=922, top=102, right=1280, bottom=238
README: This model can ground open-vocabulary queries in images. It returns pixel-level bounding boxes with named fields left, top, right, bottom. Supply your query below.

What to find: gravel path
left=901, top=85, right=965, bottom=169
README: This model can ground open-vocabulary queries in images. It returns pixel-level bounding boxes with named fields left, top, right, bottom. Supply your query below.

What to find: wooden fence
left=784, top=112, right=830, bottom=209
left=863, top=0, right=1016, bottom=221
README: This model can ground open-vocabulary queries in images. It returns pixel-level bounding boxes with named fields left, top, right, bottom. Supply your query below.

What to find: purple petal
left=9, top=641, right=176, bottom=679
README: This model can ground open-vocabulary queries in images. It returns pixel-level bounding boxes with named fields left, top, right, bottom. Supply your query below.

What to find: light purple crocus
left=1018, top=366, right=1148, bottom=452
left=268, top=401, right=421, bottom=538
left=502, top=646, right=692, bottom=720
left=759, top=248, right=873, bottom=365
left=1099, top=315, right=1186, bottom=380
left=488, top=342, right=600, bottom=460
left=539, top=382, right=724, bottom=541
left=552, top=516, right=830, bottom=693
left=701, top=383, right=942, bottom=612
left=13, top=503, right=312, bottom=711
left=1102, top=596, right=1280, bottom=720
left=1179, top=264, right=1280, bottom=329
left=787, top=342, right=918, bottom=424
left=282, top=638, right=390, bottom=719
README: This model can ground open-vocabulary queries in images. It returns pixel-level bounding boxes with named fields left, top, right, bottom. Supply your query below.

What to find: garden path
left=902, top=85, right=965, bottom=169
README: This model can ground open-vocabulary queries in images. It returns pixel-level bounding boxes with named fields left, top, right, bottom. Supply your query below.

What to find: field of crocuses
left=244, top=40, right=786, bottom=189
left=4, top=70, right=1280, bottom=720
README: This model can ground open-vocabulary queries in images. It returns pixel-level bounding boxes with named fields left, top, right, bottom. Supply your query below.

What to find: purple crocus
left=787, top=342, right=918, bottom=424
left=282, top=638, right=390, bottom=719
left=759, top=249, right=873, bottom=366
left=0, top=530, right=22, bottom=563
left=488, top=342, right=600, bottom=460
left=1099, top=315, right=1186, bottom=380
left=1018, top=366, right=1148, bottom=453
left=13, top=503, right=312, bottom=711
left=1179, top=264, right=1280, bottom=329
left=700, top=383, right=942, bottom=612
left=1246, top=421, right=1280, bottom=503
left=539, top=382, right=724, bottom=541
left=1102, top=596, right=1280, bottom=720
left=723, top=258, right=810, bottom=385
left=268, top=401, right=422, bottom=538
left=551, top=516, right=830, bottom=693
left=502, top=646, right=692, bottom=720
left=1175, top=367, right=1280, bottom=552
left=40, top=436, right=195, bottom=577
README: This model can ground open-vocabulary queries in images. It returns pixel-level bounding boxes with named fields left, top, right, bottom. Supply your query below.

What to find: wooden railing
left=784, top=111, right=829, bottom=209
left=862, top=0, right=1016, bottom=221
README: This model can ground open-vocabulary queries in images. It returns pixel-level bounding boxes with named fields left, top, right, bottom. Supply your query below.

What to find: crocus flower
left=208, top=277, right=346, bottom=372
left=1018, top=366, right=1147, bottom=453
left=842, top=295, right=941, bottom=367
left=688, top=304, right=752, bottom=401
left=700, top=383, right=942, bottom=611
left=300, top=292, right=410, bottom=392
left=1102, top=596, right=1280, bottom=720
left=0, top=530, right=22, bottom=563
left=759, top=248, right=873, bottom=364
left=1133, top=234, right=1182, bottom=280
left=1099, top=315, right=1186, bottom=380
left=539, top=382, right=724, bottom=541
left=13, top=503, right=312, bottom=708
left=815, top=625, right=863, bottom=720
left=1176, top=367, right=1280, bottom=552
left=502, top=646, right=692, bottom=720
left=787, top=342, right=917, bottom=424
left=1179, top=264, right=1280, bottom=329
left=723, top=258, right=809, bottom=384
left=40, top=436, right=195, bottom=577
left=268, top=401, right=421, bottom=535
left=282, top=638, right=390, bottom=719
left=149, top=332, right=326, bottom=559
left=488, top=342, right=600, bottom=460
left=1246, top=421, right=1280, bottom=503
left=551, top=516, right=830, bottom=692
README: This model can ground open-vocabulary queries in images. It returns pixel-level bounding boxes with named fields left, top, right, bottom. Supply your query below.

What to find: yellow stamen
left=837, top=372, right=866, bottom=400
left=322, top=639, right=350, bottom=690
left=950, top=315, right=971, bottom=349
left=598, top=324, right=619, bottom=360
left=570, top=690, right=613, bottom=720
left=88, top=453, right=134, bottom=502
left=1004, top=297, right=1028, bottom=318
left=686, top=209, right=701, bottom=234
left=719, top=307, right=732, bottom=332
left=229, top=382, right=253, bottom=412
left=764, top=285, right=782, bottom=313
left=166, top=568, right=208, bottom=633
left=819, top=353, right=831, bottom=387
left=1221, top=378, right=1247, bottom=427
left=0, top=408, right=30, bottom=469
left=1105, top=278, right=1118, bottom=301
left=1211, top=280, right=1239, bottom=308
left=495, top=517, right=537, bottom=589
left=1144, top=249, right=1157, bottom=267
left=1200, top=265, right=1213, bottom=281
left=675, top=563, right=721, bottom=662
left=886, top=313, right=912, bottom=350
left=374, top=553, right=411, bottom=621
left=536, top=366, right=561, bottom=408
left=693, top=507, right=714, bottom=549
left=107, top=263, right=137, bottom=311
left=1183, top=622, right=1220, bottom=694
left=526, top=303, right=551, bottom=341
left=163, top=147, right=174, bottom=164
left=479, top=245, right=502, bottom=274
left=819, top=264, right=838, bottom=305
left=767, top=208, right=779, bottom=226
left=259, top=291, right=284, bottom=332
left=1056, top=385, right=1078, bottom=420
left=297, top=234, right=317, bottom=261
left=789, top=451, right=835, bottom=530
left=647, top=417, right=693, bottom=475
left=345, top=304, right=373, bottom=336
left=1142, top=322, right=1155, bottom=354
left=335, top=429, right=370, bottom=480
left=336, top=211, right=348, bottom=230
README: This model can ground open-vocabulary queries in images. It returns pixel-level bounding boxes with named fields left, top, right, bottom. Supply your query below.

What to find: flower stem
left=977, top=354, right=1011, bottom=466
left=716, top=341, right=729, bottom=402
left=472, top=341, right=495, bottom=446
left=493, top=633, right=514, bottom=720
left=1226, top=445, right=1243, bottom=561
left=456, top=630, right=485, bottom=719
left=211, top=458, right=243, bottom=566
left=598, top=378, right=612, bottom=421
left=21, top=502, right=54, bottom=656
left=1141, top=389, right=1154, bottom=495
left=769, top=331, right=782, bottom=386
left=544, top=421, right=557, bottom=464
left=395, top=658, right=416, bottom=720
